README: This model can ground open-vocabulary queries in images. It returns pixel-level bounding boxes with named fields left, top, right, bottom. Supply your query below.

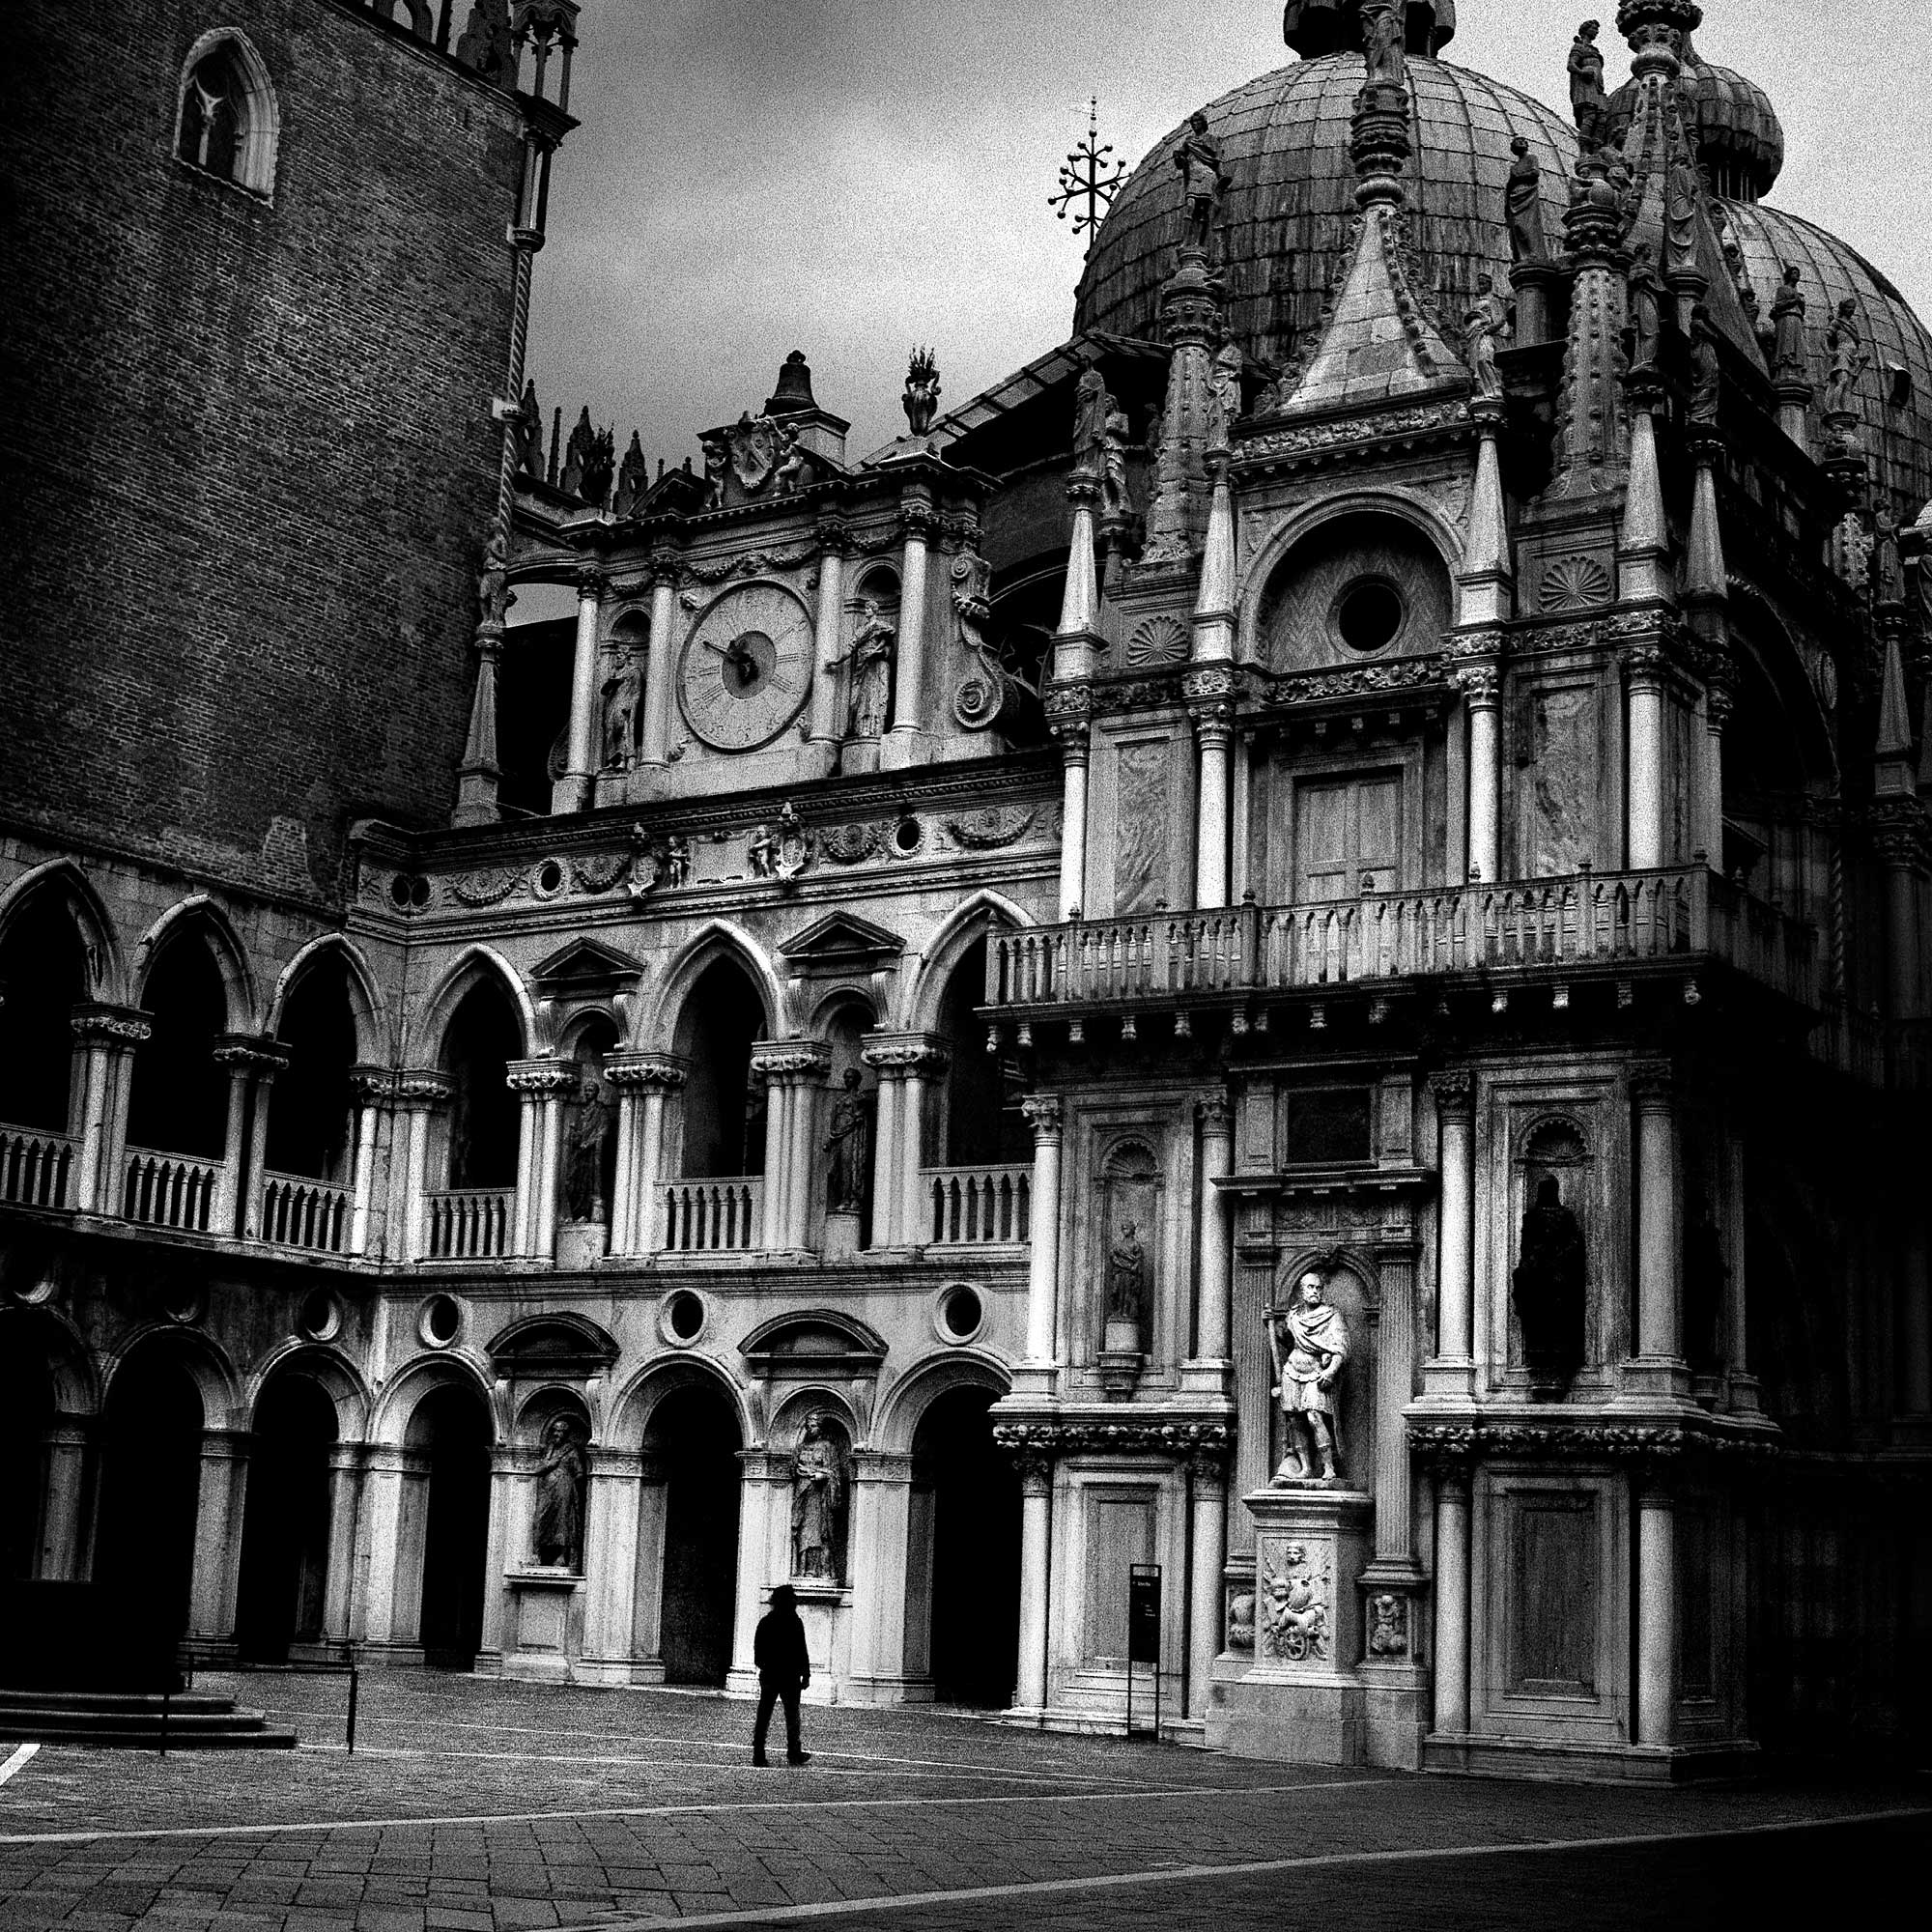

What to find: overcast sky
left=525, top=0, right=1927, bottom=469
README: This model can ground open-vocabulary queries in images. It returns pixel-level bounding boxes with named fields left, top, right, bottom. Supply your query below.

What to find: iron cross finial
left=1049, top=97, right=1128, bottom=252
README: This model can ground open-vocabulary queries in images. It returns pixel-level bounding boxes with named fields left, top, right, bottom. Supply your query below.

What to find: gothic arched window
left=175, top=34, right=279, bottom=196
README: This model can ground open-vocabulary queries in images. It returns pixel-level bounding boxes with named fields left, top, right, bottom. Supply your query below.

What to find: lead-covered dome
left=1606, top=54, right=1784, bottom=202
left=1073, top=54, right=1576, bottom=373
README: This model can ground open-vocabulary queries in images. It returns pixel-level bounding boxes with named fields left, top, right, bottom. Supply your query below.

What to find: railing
left=0, top=1127, right=75, bottom=1209
left=986, top=867, right=1818, bottom=1011
left=660, top=1177, right=763, bottom=1253
left=259, top=1173, right=352, bottom=1254
left=425, top=1187, right=512, bottom=1260
left=924, top=1164, right=1032, bottom=1245
left=123, top=1149, right=220, bottom=1233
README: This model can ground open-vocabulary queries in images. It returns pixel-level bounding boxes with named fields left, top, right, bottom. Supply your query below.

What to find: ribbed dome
left=1072, top=54, right=1577, bottom=374
left=1605, top=56, right=1784, bottom=203
left=1724, top=200, right=1932, bottom=525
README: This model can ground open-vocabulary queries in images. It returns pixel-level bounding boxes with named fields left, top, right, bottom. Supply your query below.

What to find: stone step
left=0, top=1691, right=297, bottom=1749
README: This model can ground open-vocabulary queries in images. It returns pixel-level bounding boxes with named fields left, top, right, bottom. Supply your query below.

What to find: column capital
left=647, top=545, right=685, bottom=586
left=71, top=1002, right=152, bottom=1046
left=213, top=1034, right=291, bottom=1077
left=393, top=1067, right=454, bottom=1107
left=852, top=1449, right=917, bottom=1484
left=750, top=1039, right=834, bottom=1086
left=1448, top=660, right=1501, bottom=706
left=606, top=1051, right=690, bottom=1091
left=1186, top=1449, right=1229, bottom=1491
left=1429, top=1067, right=1474, bottom=1117
left=899, top=498, right=940, bottom=544
left=1630, top=1060, right=1676, bottom=1110
left=860, top=1033, right=949, bottom=1077
left=1021, top=1093, right=1064, bottom=1141
left=349, top=1065, right=397, bottom=1105
left=573, top=566, right=611, bottom=599
left=1196, top=1095, right=1234, bottom=1134
left=506, top=1057, right=580, bottom=1095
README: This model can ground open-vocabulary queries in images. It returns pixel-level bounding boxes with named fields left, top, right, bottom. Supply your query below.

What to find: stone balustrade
left=660, top=1177, right=763, bottom=1254
left=923, top=1163, right=1032, bottom=1246
left=0, top=1127, right=75, bottom=1210
left=984, top=866, right=1817, bottom=1014
left=426, top=1185, right=513, bottom=1261
left=123, top=1148, right=220, bottom=1233
left=258, top=1172, right=352, bottom=1254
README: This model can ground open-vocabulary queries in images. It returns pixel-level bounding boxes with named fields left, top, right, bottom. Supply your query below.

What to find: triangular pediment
left=778, top=911, right=904, bottom=968
left=530, top=936, right=647, bottom=991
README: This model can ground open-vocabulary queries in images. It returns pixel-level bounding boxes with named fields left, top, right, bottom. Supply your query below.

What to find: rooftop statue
left=1072, top=360, right=1115, bottom=480
left=1506, top=136, right=1548, bottom=265
left=1361, top=0, right=1406, bottom=88
left=1689, top=302, right=1721, bottom=426
left=1823, top=298, right=1870, bottom=418
left=1568, top=20, right=1606, bottom=147
left=1174, top=111, right=1228, bottom=255
left=1770, top=266, right=1809, bottom=386
left=902, top=347, right=941, bottom=438
left=1627, top=244, right=1663, bottom=374
left=1463, top=276, right=1509, bottom=399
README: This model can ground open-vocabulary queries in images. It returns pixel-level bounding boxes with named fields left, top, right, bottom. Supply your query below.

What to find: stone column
left=1428, top=1072, right=1475, bottom=1395
left=1634, top=1468, right=1677, bottom=1747
left=728, top=1449, right=783, bottom=1690
left=39, top=1418, right=93, bottom=1580
left=347, top=1068, right=390, bottom=1258
left=323, top=1443, right=365, bottom=1645
left=391, top=1072, right=451, bottom=1263
left=607, top=1055, right=686, bottom=1258
left=751, top=1043, right=833, bottom=1253
left=1701, top=678, right=1732, bottom=867
left=554, top=568, right=607, bottom=813
left=1185, top=1452, right=1228, bottom=1720
left=507, top=1059, right=574, bottom=1261
left=1190, top=1098, right=1234, bottom=1375
left=1185, top=671, right=1236, bottom=910
left=807, top=522, right=848, bottom=765
left=1626, top=647, right=1670, bottom=871
left=71, top=1005, right=150, bottom=1215
left=582, top=1447, right=642, bottom=1683
left=883, top=494, right=934, bottom=766
left=225, top=1039, right=289, bottom=1240
left=356, top=1443, right=414, bottom=1651
left=1052, top=712, right=1092, bottom=920
left=861, top=1036, right=946, bottom=1251
left=637, top=560, right=681, bottom=769
left=1021, top=1096, right=1064, bottom=1366
left=1631, top=1063, right=1686, bottom=1392
left=866, top=1062, right=905, bottom=1247
left=1456, top=665, right=1502, bottom=885
left=1012, top=1452, right=1054, bottom=1713
left=1431, top=1464, right=1471, bottom=1737
left=187, top=1428, right=251, bottom=1650
left=846, top=1450, right=915, bottom=1700
left=631, top=1446, right=669, bottom=1673
left=210, top=1044, right=255, bottom=1237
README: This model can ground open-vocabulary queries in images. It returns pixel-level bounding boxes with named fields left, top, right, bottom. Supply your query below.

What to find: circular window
left=388, top=874, right=412, bottom=910
left=1333, top=577, right=1406, bottom=654
left=296, top=1288, right=340, bottom=1344
left=660, top=1289, right=707, bottom=1347
left=410, top=876, right=431, bottom=909
left=892, top=816, right=923, bottom=856
left=935, top=1285, right=984, bottom=1346
left=418, top=1293, right=463, bottom=1349
left=533, top=858, right=566, bottom=897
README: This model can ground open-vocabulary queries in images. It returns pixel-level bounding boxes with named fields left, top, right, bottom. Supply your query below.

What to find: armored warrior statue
left=1823, top=298, right=1870, bottom=418
left=1174, top=111, right=1227, bottom=254
left=1568, top=21, right=1606, bottom=147
left=1264, top=1272, right=1350, bottom=1483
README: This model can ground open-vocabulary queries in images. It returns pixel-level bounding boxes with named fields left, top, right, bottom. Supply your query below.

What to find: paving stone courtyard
left=0, top=1674, right=1925, bottom=1931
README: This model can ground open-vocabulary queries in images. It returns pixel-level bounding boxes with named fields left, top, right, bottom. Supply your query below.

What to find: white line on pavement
left=0, top=1776, right=1378, bottom=1846
left=0, top=1745, right=39, bottom=1787
left=544, top=1804, right=1932, bottom=1932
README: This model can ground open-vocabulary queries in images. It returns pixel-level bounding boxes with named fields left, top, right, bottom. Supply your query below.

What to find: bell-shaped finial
left=763, top=350, right=818, bottom=416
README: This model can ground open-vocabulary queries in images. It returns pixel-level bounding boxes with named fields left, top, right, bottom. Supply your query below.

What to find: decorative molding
left=1536, top=554, right=1614, bottom=612
left=944, top=804, right=1038, bottom=849
left=992, top=1419, right=1231, bottom=1460
left=1125, top=615, right=1189, bottom=668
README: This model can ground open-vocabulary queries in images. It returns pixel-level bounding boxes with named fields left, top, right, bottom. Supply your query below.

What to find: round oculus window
left=1333, top=577, right=1406, bottom=655
left=297, top=1288, right=340, bottom=1344
left=419, top=1293, right=463, bottom=1349
left=937, top=1285, right=984, bottom=1344
left=664, top=1289, right=707, bottom=1345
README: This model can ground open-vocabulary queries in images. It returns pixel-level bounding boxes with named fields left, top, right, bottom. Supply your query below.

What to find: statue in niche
left=532, top=1414, right=589, bottom=1570
left=601, top=650, right=643, bottom=768
left=1627, top=243, right=1663, bottom=374
left=1360, top=0, right=1406, bottom=89
left=1107, top=1220, right=1148, bottom=1323
left=1568, top=21, right=1606, bottom=147
left=698, top=434, right=728, bottom=509
left=1506, top=137, right=1548, bottom=265
left=1688, top=303, right=1721, bottom=427
left=1207, top=340, right=1244, bottom=450
left=1463, top=276, right=1509, bottom=400
left=903, top=347, right=941, bottom=437
left=791, top=1414, right=846, bottom=1582
left=562, top=1068, right=611, bottom=1222
left=1072, top=361, right=1114, bottom=479
left=1664, top=140, right=1700, bottom=278
left=1875, top=503, right=1907, bottom=608
left=773, top=421, right=807, bottom=496
left=823, top=1068, right=869, bottom=1214
left=1264, top=1272, right=1350, bottom=1484
left=843, top=600, right=896, bottom=740
left=1682, top=1186, right=1730, bottom=1378
left=1823, top=298, right=1870, bottom=418
left=1173, top=111, right=1227, bottom=254
left=612, top=431, right=649, bottom=516
left=1512, top=1173, right=1587, bottom=1390
left=1770, top=267, right=1808, bottom=384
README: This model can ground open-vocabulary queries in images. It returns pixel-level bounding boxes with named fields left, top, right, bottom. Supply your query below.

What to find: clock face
left=676, top=582, right=814, bottom=753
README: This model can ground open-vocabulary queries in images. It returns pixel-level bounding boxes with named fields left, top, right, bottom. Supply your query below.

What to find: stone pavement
left=0, top=1673, right=1924, bottom=1931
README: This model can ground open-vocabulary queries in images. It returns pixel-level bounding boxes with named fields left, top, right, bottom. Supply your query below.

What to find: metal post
left=347, top=1662, right=359, bottom=1754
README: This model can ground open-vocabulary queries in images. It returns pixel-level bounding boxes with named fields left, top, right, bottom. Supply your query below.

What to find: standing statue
left=1360, top=0, right=1406, bottom=88
left=532, top=1414, right=589, bottom=1570
left=1207, top=339, right=1244, bottom=449
left=748, top=822, right=780, bottom=878
left=1823, top=298, right=1870, bottom=417
left=823, top=1068, right=869, bottom=1214
left=790, top=1415, right=845, bottom=1582
left=1770, top=266, right=1809, bottom=384
left=844, top=599, right=895, bottom=740
left=476, top=530, right=509, bottom=629
left=1512, top=1175, right=1586, bottom=1389
left=772, top=421, right=807, bottom=496
left=1072, top=360, right=1113, bottom=479
left=1463, top=275, right=1510, bottom=400
left=664, top=834, right=691, bottom=887
left=1505, top=136, right=1548, bottom=265
left=1663, top=140, right=1700, bottom=278
left=1568, top=21, right=1606, bottom=147
left=1100, top=403, right=1131, bottom=517
left=1107, top=1221, right=1148, bottom=1323
left=902, top=347, right=941, bottom=437
left=1264, top=1272, right=1350, bottom=1483
left=562, top=1070, right=611, bottom=1222
left=1627, top=243, right=1664, bottom=373
left=1688, top=303, right=1721, bottom=426
left=698, top=434, right=728, bottom=509
left=1173, top=111, right=1227, bottom=254
left=601, top=650, right=643, bottom=769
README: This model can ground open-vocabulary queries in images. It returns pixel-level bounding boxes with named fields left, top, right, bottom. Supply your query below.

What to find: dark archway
left=268, top=956, right=358, bottom=1183
left=408, top=1383, right=492, bottom=1668
left=0, top=890, right=91, bottom=1136
left=653, top=1386, right=742, bottom=1686
left=936, top=937, right=1028, bottom=1168
left=235, top=1374, right=338, bottom=1661
left=910, top=1386, right=1020, bottom=1706
left=127, top=937, right=228, bottom=1159
left=0, top=1328, right=55, bottom=1580
left=96, top=1352, right=205, bottom=1644
left=673, top=959, right=768, bottom=1179
left=441, top=980, right=522, bottom=1189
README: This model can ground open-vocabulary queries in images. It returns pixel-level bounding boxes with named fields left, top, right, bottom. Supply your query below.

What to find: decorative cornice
left=1409, top=1416, right=1779, bottom=1466
left=1236, top=398, right=1470, bottom=469
left=993, top=1419, right=1232, bottom=1462
left=505, top=1059, right=580, bottom=1095
left=70, top=1003, right=152, bottom=1046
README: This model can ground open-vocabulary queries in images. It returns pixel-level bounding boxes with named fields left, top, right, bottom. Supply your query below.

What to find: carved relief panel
left=1507, top=667, right=1618, bottom=879
left=1090, top=723, right=1195, bottom=917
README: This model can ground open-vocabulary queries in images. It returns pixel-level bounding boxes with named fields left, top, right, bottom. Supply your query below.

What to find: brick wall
left=0, top=0, right=526, bottom=902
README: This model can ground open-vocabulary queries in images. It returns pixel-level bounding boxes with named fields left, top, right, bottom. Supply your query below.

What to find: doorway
left=0, top=1329, right=54, bottom=1580
left=1293, top=771, right=1403, bottom=899
left=96, top=1353, right=204, bottom=1645
left=655, top=1387, right=742, bottom=1686
left=409, top=1384, right=492, bottom=1668
left=235, top=1374, right=337, bottom=1660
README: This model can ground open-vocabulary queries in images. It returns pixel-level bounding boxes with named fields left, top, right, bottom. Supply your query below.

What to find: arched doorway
left=934, top=937, right=1029, bottom=1167
left=96, top=1351, right=205, bottom=1645
left=0, top=889, right=91, bottom=1139
left=127, top=936, right=229, bottom=1162
left=268, top=956, right=358, bottom=1188
left=235, top=1374, right=338, bottom=1660
left=673, top=959, right=768, bottom=1179
left=653, top=1385, right=742, bottom=1686
left=908, top=1386, right=1020, bottom=1706
left=407, top=1384, right=492, bottom=1668
left=0, top=1327, right=55, bottom=1580
left=440, top=980, right=522, bottom=1190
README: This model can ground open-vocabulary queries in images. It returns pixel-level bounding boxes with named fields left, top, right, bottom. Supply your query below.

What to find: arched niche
left=1251, top=506, right=1455, bottom=674
left=671, top=956, right=770, bottom=1179
left=1508, top=1117, right=1596, bottom=1386
left=1265, top=1249, right=1379, bottom=1492
left=1096, top=1138, right=1162, bottom=1358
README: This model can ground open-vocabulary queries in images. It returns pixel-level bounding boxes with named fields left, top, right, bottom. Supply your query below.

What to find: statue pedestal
left=788, top=1578, right=851, bottom=1703
left=1099, top=1318, right=1143, bottom=1399
left=1208, top=1486, right=1371, bottom=1766
left=555, top=1220, right=607, bottom=1270
left=823, top=1208, right=861, bottom=1260
left=502, top=1568, right=583, bottom=1684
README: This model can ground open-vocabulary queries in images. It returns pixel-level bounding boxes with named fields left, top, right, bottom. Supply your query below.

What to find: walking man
left=752, top=1583, right=811, bottom=1766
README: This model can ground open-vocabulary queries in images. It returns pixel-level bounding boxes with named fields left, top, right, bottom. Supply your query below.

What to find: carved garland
left=992, top=1420, right=1232, bottom=1460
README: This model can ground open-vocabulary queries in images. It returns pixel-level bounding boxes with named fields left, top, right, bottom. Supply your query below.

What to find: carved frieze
left=991, top=1420, right=1231, bottom=1460
left=449, top=867, right=526, bottom=908
left=945, top=804, right=1038, bottom=848
left=1237, top=399, right=1471, bottom=465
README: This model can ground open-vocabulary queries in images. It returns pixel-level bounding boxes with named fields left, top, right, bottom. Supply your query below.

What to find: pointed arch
left=405, top=944, right=538, bottom=1066
left=0, top=1304, right=100, bottom=1416
left=0, top=860, right=126, bottom=1004
left=175, top=28, right=280, bottom=197
left=898, top=889, right=1035, bottom=1035
left=267, top=935, right=389, bottom=1063
left=132, top=895, right=260, bottom=1033
left=643, top=920, right=788, bottom=1048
